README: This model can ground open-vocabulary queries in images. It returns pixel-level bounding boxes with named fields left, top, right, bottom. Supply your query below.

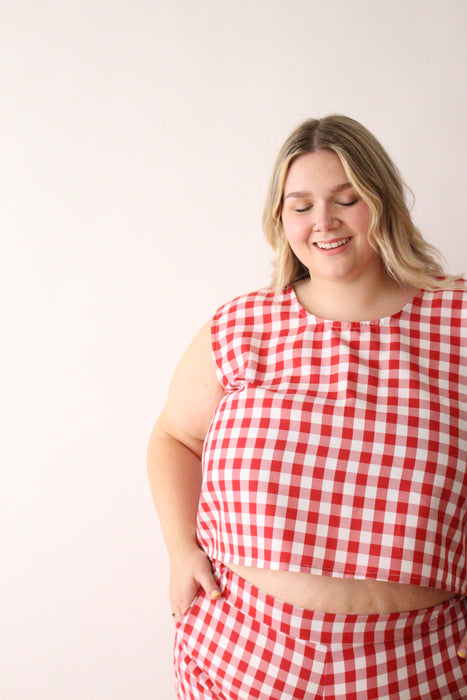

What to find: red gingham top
left=197, top=285, right=467, bottom=592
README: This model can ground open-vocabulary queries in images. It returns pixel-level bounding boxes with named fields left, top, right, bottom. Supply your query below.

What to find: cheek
left=282, top=217, right=311, bottom=246
left=352, top=204, right=371, bottom=232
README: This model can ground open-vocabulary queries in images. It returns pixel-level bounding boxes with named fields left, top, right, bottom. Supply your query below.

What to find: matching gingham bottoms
left=174, top=562, right=467, bottom=699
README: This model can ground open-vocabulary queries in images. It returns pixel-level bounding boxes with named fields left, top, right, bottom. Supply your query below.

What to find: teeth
left=316, top=237, right=350, bottom=250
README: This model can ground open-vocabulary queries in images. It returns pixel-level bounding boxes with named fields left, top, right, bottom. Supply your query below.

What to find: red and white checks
left=197, top=285, right=467, bottom=592
left=174, top=562, right=467, bottom=699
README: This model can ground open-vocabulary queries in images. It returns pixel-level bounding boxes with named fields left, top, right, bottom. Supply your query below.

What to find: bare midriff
left=225, top=563, right=456, bottom=614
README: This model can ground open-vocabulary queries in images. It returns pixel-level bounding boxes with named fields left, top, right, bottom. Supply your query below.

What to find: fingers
left=196, top=557, right=222, bottom=600
left=169, top=548, right=222, bottom=618
left=169, top=582, right=200, bottom=616
left=170, top=567, right=221, bottom=622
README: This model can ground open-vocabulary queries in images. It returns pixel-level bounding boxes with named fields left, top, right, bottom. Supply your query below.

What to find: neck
left=296, top=270, right=414, bottom=322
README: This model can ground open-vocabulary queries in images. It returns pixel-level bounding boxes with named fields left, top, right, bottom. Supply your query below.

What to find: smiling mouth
left=314, top=237, right=351, bottom=250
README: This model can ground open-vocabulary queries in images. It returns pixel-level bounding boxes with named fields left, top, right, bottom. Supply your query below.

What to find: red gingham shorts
left=174, top=562, right=467, bottom=699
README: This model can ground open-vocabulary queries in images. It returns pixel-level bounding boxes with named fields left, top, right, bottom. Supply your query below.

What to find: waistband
left=211, top=561, right=466, bottom=645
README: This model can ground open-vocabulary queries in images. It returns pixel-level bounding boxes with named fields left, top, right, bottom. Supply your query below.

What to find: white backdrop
left=1, top=1, right=466, bottom=698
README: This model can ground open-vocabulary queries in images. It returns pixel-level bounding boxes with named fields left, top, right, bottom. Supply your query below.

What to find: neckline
left=287, top=284, right=425, bottom=326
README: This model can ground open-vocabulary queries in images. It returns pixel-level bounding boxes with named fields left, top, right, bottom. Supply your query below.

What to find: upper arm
left=155, top=320, right=226, bottom=458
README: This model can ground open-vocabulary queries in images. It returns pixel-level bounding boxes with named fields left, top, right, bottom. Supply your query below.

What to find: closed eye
left=294, top=198, right=359, bottom=212
left=337, top=198, right=358, bottom=207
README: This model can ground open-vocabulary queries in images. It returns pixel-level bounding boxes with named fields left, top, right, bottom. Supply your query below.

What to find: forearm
left=147, top=421, right=203, bottom=558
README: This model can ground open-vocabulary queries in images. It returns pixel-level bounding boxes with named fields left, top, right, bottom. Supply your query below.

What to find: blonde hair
left=262, top=115, right=462, bottom=292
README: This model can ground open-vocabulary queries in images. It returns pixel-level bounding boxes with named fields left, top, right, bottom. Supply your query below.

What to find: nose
left=312, top=204, right=338, bottom=232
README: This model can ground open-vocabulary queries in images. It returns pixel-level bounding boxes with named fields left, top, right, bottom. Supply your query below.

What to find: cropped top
left=196, top=285, right=467, bottom=592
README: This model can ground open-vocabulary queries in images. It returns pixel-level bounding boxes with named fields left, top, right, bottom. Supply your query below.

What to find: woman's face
left=281, top=150, right=381, bottom=285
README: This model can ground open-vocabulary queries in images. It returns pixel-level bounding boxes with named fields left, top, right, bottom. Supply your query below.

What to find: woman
left=147, top=115, right=467, bottom=699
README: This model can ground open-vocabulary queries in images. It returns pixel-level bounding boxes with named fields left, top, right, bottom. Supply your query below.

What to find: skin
left=147, top=149, right=467, bottom=656
left=280, top=150, right=418, bottom=322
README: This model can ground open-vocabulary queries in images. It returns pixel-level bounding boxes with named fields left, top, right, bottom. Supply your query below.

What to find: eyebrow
left=284, top=182, right=354, bottom=199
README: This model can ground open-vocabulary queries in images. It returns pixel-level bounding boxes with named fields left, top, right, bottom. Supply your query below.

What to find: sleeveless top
left=196, top=285, right=467, bottom=593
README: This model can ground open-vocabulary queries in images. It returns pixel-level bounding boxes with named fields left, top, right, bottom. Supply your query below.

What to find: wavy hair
left=262, top=115, right=462, bottom=292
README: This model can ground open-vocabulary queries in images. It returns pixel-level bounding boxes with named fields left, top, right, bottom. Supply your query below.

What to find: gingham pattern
left=174, top=562, right=467, bottom=699
left=197, top=285, right=467, bottom=592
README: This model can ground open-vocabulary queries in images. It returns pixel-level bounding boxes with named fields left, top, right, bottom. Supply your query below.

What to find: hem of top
left=210, top=562, right=466, bottom=643
left=203, top=551, right=461, bottom=594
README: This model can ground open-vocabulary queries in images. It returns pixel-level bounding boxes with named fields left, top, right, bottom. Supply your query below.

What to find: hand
left=169, top=546, right=221, bottom=617
left=458, top=630, right=467, bottom=659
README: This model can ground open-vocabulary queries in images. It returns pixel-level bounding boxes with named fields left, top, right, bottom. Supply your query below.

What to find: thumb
left=198, top=560, right=222, bottom=600
left=457, top=630, right=467, bottom=659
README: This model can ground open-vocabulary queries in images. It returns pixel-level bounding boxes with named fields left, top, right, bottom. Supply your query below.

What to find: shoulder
left=412, top=283, right=467, bottom=338
left=417, top=282, right=467, bottom=313
left=211, top=286, right=297, bottom=329
left=212, top=287, right=277, bottom=322
left=209, top=287, right=295, bottom=386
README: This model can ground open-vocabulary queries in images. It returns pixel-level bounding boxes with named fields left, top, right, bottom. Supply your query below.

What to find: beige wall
left=2, top=1, right=466, bottom=698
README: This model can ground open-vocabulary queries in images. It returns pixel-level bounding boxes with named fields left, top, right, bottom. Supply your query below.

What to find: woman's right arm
left=146, top=320, right=226, bottom=615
